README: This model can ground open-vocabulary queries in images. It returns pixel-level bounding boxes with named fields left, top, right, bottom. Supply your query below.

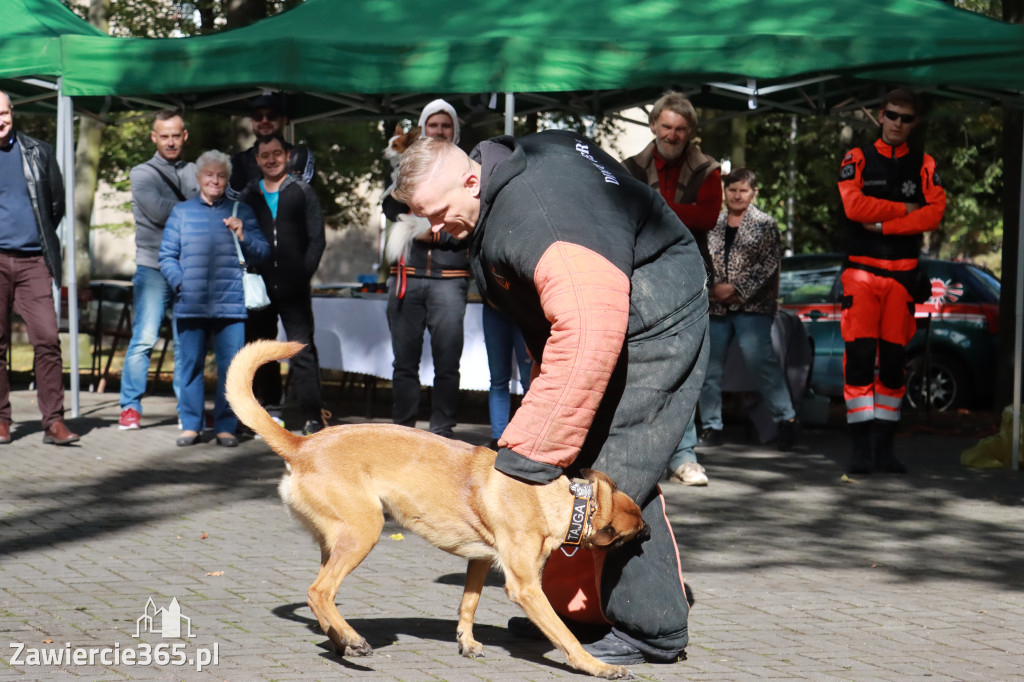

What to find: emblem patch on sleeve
left=839, top=163, right=856, bottom=181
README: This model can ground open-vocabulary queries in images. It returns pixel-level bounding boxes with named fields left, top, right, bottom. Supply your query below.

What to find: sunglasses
left=882, top=110, right=916, bottom=124
left=252, top=111, right=280, bottom=122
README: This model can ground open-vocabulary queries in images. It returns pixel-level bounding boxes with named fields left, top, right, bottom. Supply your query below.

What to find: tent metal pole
left=1013, top=130, right=1023, bottom=471
left=505, top=92, right=515, bottom=136
left=57, top=78, right=80, bottom=417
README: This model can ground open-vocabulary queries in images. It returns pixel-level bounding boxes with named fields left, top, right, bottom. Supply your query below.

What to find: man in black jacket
left=240, top=134, right=326, bottom=434
left=228, top=92, right=315, bottom=201
left=382, top=99, right=470, bottom=439
left=394, top=132, right=708, bottom=668
left=0, top=90, right=79, bottom=445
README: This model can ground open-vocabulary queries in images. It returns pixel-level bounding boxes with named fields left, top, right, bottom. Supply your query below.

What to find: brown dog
left=226, top=340, right=649, bottom=679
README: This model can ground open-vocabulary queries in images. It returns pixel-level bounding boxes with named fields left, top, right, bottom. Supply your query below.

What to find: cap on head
left=250, top=91, right=287, bottom=116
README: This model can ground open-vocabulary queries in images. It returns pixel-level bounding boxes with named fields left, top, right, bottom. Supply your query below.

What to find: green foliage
left=60, top=0, right=300, bottom=36
left=301, top=119, right=386, bottom=227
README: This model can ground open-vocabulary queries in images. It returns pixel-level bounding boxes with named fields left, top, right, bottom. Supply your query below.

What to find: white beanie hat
left=417, top=99, right=460, bottom=145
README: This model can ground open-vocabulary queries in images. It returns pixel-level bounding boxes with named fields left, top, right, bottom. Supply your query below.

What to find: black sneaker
left=582, top=632, right=647, bottom=665
left=302, top=420, right=323, bottom=436
left=776, top=419, right=800, bottom=452
left=696, top=428, right=723, bottom=448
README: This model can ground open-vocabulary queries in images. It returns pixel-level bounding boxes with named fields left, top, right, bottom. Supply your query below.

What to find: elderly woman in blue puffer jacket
left=160, top=150, right=269, bottom=448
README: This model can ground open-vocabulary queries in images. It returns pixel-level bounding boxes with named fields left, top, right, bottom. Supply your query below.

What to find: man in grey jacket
left=0, top=90, right=79, bottom=445
left=117, top=110, right=198, bottom=430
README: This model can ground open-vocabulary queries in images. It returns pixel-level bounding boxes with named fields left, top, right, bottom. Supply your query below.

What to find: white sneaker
left=670, top=462, right=708, bottom=486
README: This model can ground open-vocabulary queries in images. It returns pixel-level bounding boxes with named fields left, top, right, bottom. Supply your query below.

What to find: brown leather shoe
left=43, top=421, right=80, bottom=445
left=0, top=421, right=10, bottom=445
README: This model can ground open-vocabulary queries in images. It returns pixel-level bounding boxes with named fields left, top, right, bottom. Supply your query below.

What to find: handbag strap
left=230, top=202, right=246, bottom=267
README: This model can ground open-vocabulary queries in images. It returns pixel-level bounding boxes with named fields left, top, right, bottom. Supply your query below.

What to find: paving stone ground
left=1, top=386, right=1022, bottom=681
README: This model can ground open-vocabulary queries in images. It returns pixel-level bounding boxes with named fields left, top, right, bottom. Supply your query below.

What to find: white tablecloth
left=300, top=295, right=524, bottom=393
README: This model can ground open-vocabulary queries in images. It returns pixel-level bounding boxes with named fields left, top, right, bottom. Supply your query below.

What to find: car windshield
left=779, top=257, right=843, bottom=304
left=966, top=265, right=1001, bottom=300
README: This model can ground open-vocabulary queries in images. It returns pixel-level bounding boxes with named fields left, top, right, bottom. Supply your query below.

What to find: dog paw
left=599, top=665, right=635, bottom=680
left=343, top=639, right=373, bottom=657
left=458, top=640, right=485, bottom=658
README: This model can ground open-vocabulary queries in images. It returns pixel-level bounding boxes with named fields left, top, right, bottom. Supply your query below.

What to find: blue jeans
left=482, top=305, right=532, bottom=440
left=699, top=312, right=795, bottom=431
left=667, top=410, right=699, bottom=470
left=175, top=317, right=244, bottom=434
left=119, top=266, right=179, bottom=412
left=386, top=277, right=469, bottom=435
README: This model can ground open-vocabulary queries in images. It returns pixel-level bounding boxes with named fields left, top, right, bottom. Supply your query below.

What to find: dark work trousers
left=0, top=253, right=65, bottom=428
left=566, top=291, right=709, bottom=657
left=244, top=296, right=322, bottom=421
left=386, top=276, right=469, bottom=436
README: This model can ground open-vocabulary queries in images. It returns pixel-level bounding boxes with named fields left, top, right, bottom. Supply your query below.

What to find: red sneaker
left=118, top=407, right=141, bottom=430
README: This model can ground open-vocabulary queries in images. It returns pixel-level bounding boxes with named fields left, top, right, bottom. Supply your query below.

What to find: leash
left=561, top=479, right=595, bottom=557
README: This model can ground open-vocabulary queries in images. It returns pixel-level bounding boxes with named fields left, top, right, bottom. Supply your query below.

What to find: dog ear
left=581, top=468, right=646, bottom=550
left=588, top=526, right=620, bottom=548
left=393, top=122, right=403, bottom=137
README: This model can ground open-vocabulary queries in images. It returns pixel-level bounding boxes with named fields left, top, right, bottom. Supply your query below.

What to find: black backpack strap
left=150, top=163, right=187, bottom=202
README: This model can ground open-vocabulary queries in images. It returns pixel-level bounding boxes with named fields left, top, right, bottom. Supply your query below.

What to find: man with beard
left=623, top=91, right=722, bottom=485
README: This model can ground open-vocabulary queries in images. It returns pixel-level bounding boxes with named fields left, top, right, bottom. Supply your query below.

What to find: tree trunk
left=72, top=0, right=110, bottom=287
left=730, top=117, right=747, bottom=169
left=225, top=0, right=268, bottom=28
left=73, top=118, right=104, bottom=285
left=996, top=0, right=1023, bottom=407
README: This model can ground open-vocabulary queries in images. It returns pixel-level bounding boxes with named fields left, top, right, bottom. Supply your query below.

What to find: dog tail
left=226, top=340, right=305, bottom=460
left=384, top=213, right=432, bottom=264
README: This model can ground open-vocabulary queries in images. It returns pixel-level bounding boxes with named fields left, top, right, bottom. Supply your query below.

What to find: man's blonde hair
left=393, top=137, right=464, bottom=204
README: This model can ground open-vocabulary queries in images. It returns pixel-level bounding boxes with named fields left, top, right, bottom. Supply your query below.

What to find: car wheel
left=904, top=354, right=970, bottom=411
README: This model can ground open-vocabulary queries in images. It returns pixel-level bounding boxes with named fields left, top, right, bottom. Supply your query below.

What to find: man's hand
left=861, top=221, right=883, bottom=234
left=905, top=202, right=921, bottom=214
left=711, top=282, right=740, bottom=305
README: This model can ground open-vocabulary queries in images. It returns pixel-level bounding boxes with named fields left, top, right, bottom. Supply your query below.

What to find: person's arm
left=131, top=164, right=182, bottom=227
left=237, top=206, right=271, bottom=266
left=877, top=153, right=946, bottom=235
left=382, top=193, right=408, bottom=221
left=494, top=242, right=630, bottom=484
left=838, top=148, right=910, bottom=224
left=45, top=147, right=65, bottom=228
left=666, top=168, right=723, bottom=232
left=302, top=183, right=326, bottom=276
left=226, top=151, right=249, bottom=201
left=158, top=207, right=184, bottom=292
left=294, top=146, right=316, bottom=186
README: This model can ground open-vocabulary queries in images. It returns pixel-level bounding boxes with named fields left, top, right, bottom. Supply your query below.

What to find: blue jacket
left=159, top=195, right=269, bottom=320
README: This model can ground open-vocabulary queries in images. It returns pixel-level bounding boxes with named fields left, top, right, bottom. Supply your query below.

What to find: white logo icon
left=134, top=597, right=196, bottom=639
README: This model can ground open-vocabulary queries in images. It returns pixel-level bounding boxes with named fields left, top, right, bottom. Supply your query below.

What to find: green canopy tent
left=3, top=0, right=106, bottom=417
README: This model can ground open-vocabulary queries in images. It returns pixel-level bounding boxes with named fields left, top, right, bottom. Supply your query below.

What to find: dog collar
left=561, top=480, right=595, bottom=557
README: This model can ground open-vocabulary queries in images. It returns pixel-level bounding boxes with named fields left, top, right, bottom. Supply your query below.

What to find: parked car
left=779, top=254, right=1000, bottom=411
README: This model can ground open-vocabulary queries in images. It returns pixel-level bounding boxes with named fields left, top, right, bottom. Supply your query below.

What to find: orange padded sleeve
left=500, top=242, right=630, bottom=469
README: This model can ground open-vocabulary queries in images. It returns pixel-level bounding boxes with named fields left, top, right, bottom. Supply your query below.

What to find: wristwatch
left=873, top=222, right=883, bottom=233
